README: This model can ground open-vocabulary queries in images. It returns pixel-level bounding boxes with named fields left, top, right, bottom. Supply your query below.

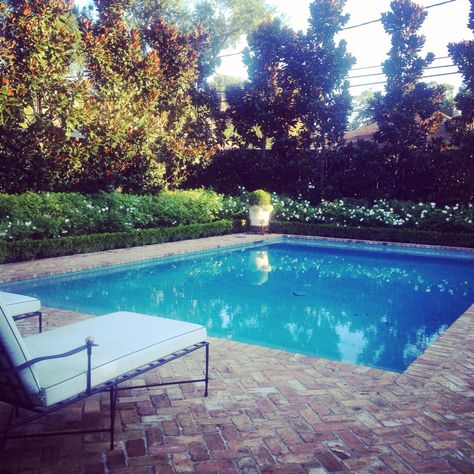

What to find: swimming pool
left=2, top=238, right=473, bottom=372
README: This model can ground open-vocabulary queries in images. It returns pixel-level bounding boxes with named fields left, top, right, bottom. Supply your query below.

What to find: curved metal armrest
left=2, top=337, right=98, bottom=393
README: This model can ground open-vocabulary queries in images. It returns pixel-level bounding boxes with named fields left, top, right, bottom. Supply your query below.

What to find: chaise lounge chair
left=0, top=293, right=209, bottom=449
left=0, top=291, right=43, bottom=331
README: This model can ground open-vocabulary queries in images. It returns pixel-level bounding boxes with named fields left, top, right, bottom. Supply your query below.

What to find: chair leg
left=0, top=406, right=16, bottom=449
left=109, top=386, right=118, bottom=450
left=204, top=343, right=209, bottom=397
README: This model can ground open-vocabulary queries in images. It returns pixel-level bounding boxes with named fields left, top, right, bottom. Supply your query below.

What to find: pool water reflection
left=3, top=241, right=473, bottom=372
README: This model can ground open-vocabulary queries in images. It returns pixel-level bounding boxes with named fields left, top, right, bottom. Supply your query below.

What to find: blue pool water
left=2, top=239, right=474, bottom=372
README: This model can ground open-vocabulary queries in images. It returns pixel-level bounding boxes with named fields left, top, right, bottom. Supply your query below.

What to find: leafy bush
left=248, top=189, right=271, bottom=206
left=0, top=190, right=225, bottom=241
left=188, top=148, right=317, bottom=199
left=225, top=191, right=474, bottom=233
left=189, top=145, right=473, bottom=205
left=152, top=190, right=223, bottom=226
left=271, top=222, right=474, bottom=248
left=1, top=220, right=243, bottom=263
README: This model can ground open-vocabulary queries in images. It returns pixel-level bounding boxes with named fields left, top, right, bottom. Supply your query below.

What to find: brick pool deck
left=0, top=234, right=473, bottom=473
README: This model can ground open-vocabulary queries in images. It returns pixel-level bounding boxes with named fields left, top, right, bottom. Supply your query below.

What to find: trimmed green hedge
left=1, top=220, right=243, bottom=263
left=271, top=221, right=474, bottom=248
left=0, top=190, right=225, bottom=241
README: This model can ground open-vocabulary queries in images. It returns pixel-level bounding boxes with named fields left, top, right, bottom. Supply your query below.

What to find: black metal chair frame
left=12, top=310, right=43, bottom=333
left=1, top=312, right=209, bottom=450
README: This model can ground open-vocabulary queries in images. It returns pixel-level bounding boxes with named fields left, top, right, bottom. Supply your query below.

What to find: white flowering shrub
left=218, top=188, right=474, bottom=233
left=0, top=190, right=225, bottom=240
left=1, top=190, right=472, bottom=241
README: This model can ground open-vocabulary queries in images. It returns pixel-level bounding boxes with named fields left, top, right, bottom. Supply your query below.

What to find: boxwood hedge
left=1, top=220, right=243, bottom=263
left=271, top=221, right=474, bottom=248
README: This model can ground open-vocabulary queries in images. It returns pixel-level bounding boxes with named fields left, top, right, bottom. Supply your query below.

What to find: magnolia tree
left=79, top=0, right=216, bottom=191
left=304, top=0, right=354, bottom=199
left=225, top=0, right=354, bottom=199
left=0, top=0, right=86, bottom=192
left=0, top=0, right=219, bottom=193
left=130, top=0, right=275, bottom=82
left=370, top=0, right=446, bottom=199
left=226, top=19, right=307, bottom=151
left=447, top=0, right=474, bottom=147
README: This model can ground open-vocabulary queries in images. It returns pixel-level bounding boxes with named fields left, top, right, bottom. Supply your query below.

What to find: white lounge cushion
left=24, top=312, right=207, bottom=407
left=0, top=293, right=42, bottom=398
left=0, top=291, right=41, bottom=318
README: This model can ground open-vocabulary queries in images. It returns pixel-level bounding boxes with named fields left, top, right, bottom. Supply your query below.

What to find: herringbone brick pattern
left=1, top=236, right=473, bottom=473
left=1, top=304, right=473, bottom=474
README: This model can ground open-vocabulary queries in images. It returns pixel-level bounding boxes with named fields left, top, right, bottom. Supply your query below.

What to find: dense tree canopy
left=226, top=19, right=307, bottom=150
left=371, top=0, right=445, bottom=150
left=447, top=0, right=474, bottom=147
left=129, top=0, right=274, bottom=81
left=0, top=0, right=472, bottom=203
left=304, top=0, right=354, bottom=150
left=0, top=0, right=86, bottom=191
left=349, top=89, right=375, bottom=131
left=226, top=0, right=354, bottom=156
left=0, top=0, right=220, bottom=193
left=368, top=0, right=448, bottom=200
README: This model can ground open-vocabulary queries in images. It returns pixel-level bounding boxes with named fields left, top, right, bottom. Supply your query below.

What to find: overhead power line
left=342, top=0, right=458, bottom=30
left=211, top=66, right=458, bottom=89
left=349, top=70, right=461, bottom=88
left=217, top=0, right=459, bottom=59
left=348, top=63, right=456, bottom=79
left=351, top=56, right=450, bottom=71
left=212, top=70, right=462, bottom=92
left=218, top=51, right=244, bottom=58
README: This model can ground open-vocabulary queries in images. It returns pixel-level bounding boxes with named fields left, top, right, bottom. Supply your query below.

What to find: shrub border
left=271, top=221, right=474, bottom=249
left=0, top=220, right=244, bottom=263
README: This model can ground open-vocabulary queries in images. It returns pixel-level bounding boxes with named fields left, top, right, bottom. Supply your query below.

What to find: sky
left=217, top=0, right=472, bottom=93
left=73, top=0, right=472, bottom=94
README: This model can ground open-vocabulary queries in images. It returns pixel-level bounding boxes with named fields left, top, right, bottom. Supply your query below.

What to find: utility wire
left=216, top=0, right=458, bottom=59
left=342, top=0, right=458, bottom=30
left=349, top=70, right=460, bottom=88
left=212, top=70, right=462, bottom=92
left=351, top=56, right=450, bottom=71
left=211, top=65, right=458, bottom=88
left=348, top=63, right=456, bottom=79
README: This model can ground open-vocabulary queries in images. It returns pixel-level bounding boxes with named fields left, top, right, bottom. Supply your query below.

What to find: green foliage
left=226, top=19, right=308, bottom=151
left=272, top=196, right=474, bottom=233
left=429, top=82, right=458, bottom=118
left=192, top=144, right=473, bottom=204
left=0, top=0, right=87, bottom=192
left=226, top=1, right=353, bottom=201
left=0, top=190, right=225, bottom=240
left=371, top=0, right=445, bottom=156
left=153, top=189, right=224, bottom=225
left=78, top=2, right=215, bottom=192
left=0, top=0, right=218, bottom=193
left=227, top=2, right=354, bottom=158
left=447, top=2, right=474, bottom=147
left=270, top=222, right=474, bottom=249
left=212, top=190, right=474, bottom=233
left=248, top=189, right=271, bottom=206
left=1, top=220, right=241, bottom=263
left=129, top=0, right=275, bottom=81
left=305, top=0, right=354, bottom=151
left=349, top=89, right=376, bottom=130
left=189, top=148, right=317, bottom=198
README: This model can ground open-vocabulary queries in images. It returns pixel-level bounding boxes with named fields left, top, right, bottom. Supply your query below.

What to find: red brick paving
left=1, top=235, right=473, bottom=473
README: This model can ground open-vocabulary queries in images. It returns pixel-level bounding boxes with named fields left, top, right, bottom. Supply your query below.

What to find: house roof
left=345, top=113, right=452, bottom=143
